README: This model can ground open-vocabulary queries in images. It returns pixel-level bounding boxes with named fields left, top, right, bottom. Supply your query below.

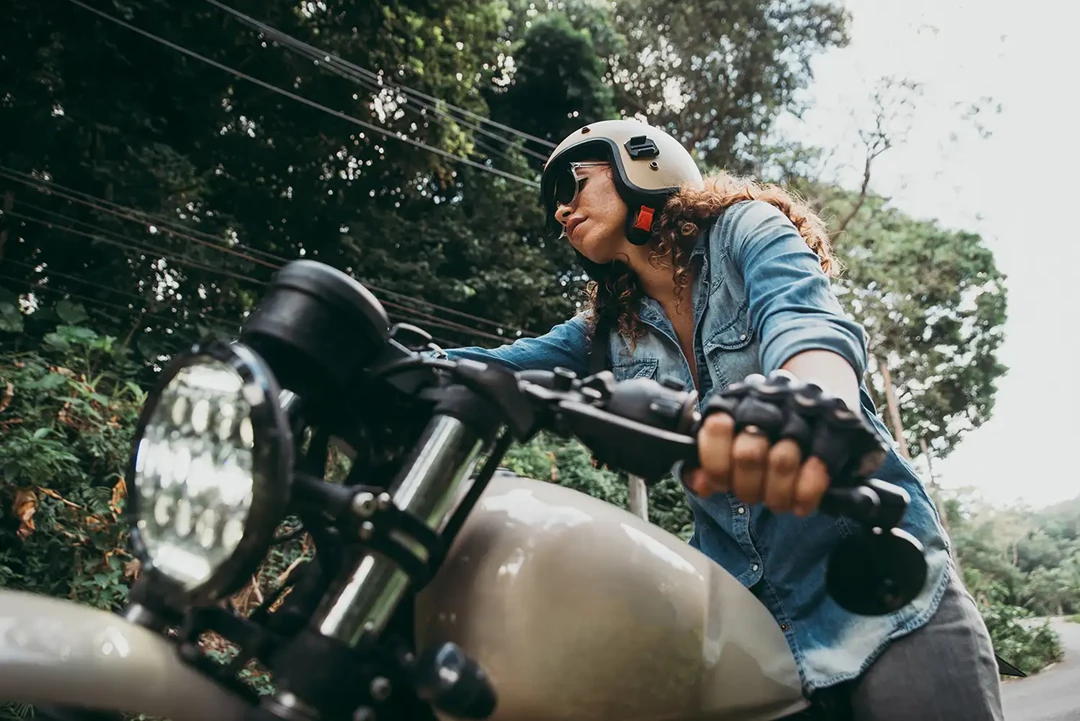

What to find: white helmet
left=540, top=119, right=704, bottom=248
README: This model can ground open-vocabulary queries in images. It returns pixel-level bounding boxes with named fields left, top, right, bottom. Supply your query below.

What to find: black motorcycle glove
left=701, top=370, right=888, bottom=486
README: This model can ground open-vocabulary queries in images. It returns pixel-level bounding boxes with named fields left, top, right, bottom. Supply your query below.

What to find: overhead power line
left=64, top=0, right=540, bottom=190
left=202, top=0, right=556, bottom=153
left=8, top=209, right=511, bottom=345
left=0, top=165, right=540, bottom=338
left=4, top=258, right=236, bottom=327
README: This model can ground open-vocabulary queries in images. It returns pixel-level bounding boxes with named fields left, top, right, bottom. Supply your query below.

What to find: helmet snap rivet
left=581, top=127, right=591, bottom=134
left=650, top=161, right=659, bottom=170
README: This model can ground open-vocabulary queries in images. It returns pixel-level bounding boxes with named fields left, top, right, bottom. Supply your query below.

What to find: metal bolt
left=352, top=491, right=376, bottom=518
left=650, top=161, right=659, bottom=170
left=370, top=677, right=392, bottom=701
left=360, top=521, right=375, bottom=540
left=376, top=492, right=393, bottom=511
left=581, top=126, right=591, bottom=134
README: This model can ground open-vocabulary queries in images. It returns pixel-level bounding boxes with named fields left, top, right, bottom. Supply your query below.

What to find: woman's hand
left=686, top=417, right=831, bottom=517
left=684, top=362, right=884, bottom=518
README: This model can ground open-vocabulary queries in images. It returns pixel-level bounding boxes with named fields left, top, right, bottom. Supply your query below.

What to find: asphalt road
left=1003, top=618, right=1080, bottom=721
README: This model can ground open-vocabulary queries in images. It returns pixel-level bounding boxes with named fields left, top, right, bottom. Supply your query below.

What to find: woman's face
left=554, top=163, right=631, bottom=265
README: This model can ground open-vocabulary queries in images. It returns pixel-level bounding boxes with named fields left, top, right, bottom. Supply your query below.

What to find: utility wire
left=8, top=206, right=511, bottom=345
left=4, top=258, right=237, bottom=327
left=1, top=165, right=541, bottom=337
left=65, top=0, right=540, bottom=190
left=255, top=37, right=542, bottom=165
left=0, top=166, right=284, bottom=267
left=13, top=204, right=512, bottom=343
left=0, top=272, right=226, bottom=332
left=202, top=0, right=556, bottom=153
left=6, top=209, right=269, bottom=288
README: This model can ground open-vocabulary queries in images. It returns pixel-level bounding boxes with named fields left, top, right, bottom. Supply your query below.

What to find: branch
left=834, top=131, right=891, bottom=236
left=833, top=76, right=919, bottom=236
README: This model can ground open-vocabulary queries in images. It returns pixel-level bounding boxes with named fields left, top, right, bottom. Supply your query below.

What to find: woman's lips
left=566, top=217, right=585, bottom=243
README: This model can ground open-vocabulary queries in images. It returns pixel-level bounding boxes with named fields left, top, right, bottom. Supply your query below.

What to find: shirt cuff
left=760, top=321, right=868, bottom=379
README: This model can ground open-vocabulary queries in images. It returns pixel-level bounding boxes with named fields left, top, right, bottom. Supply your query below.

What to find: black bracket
left=624, top=135, right=660, bottom=160
left=346, top=486, right=446, bottom=588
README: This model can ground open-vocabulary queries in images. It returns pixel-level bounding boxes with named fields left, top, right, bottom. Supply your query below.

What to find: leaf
left=42, top=331, right=70, bottom=352
left=0, top=382, right=12, bottom=414
left=109, top=478, right=126, bottom=515
left=12, top=488, right=37, bottom=540
left=55, top=300, right=89, bottom=325
left=124, top=558, right=142, bottom=579
left=24, top=372, right=68, bottom=391
left=32, top=427, right=49, bottom=439
left=0, top=302, right=24, bottom=334
left=38, top=487, right=82, bottom=509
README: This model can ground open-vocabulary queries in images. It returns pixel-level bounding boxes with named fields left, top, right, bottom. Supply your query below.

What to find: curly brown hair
left=584, top=172, right=839, bottom=343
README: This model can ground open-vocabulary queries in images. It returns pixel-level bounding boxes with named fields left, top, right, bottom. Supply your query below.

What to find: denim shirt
left=445, top=200, right=952, bottom=695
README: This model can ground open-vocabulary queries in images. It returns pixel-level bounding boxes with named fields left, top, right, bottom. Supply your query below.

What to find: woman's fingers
left=763, top=439, right=802, bottom=513
left=730, top=427, right=770, bottom=505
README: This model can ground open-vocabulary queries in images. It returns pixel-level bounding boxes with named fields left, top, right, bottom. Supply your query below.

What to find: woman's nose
left=554, top=203, right=572, bottom=227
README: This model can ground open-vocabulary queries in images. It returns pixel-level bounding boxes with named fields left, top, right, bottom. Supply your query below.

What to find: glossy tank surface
left=415, top=471, right=808, bottom=721
left=0, top=590, right=245, bottom=720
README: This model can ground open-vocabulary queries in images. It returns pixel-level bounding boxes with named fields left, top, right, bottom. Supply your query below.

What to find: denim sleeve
left=442, top=312, right=592, bottom=376
left=725, top=200, right=869, bottom=378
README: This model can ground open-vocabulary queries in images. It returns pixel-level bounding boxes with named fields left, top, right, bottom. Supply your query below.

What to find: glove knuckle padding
left=703, top=370, right=887, bottom=486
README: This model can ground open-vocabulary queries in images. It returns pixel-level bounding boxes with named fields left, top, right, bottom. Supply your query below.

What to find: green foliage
left=487, top=9, right=618, bottom=149
left=831, top=191, right=1008, bottom=459
left=980, top=604, right=1063, bottom=675
left=507, top=0, right=850, bottom=171
left=502, top=432, right=696, bottom=541
left=503, top=432, right=629, bottom=511
left=943, top=488, right=1080, bottom=673
left=0, top=301, right=145, bottom=611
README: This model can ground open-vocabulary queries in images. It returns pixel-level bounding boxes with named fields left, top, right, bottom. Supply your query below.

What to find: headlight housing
left=128, top=340, right=293, bottom=604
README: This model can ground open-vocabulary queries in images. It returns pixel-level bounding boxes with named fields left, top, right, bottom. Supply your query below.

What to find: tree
left=760, top=76, right=1008, bottom=463
left=825, top=190, right=1008, bottom=460
left=506, top=0, right=850, bottom=171
left=486, top=10, right=619, bottom=153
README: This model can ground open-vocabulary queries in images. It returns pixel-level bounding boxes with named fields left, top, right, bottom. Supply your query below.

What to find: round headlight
left=128, top=340, right=293, bottom=603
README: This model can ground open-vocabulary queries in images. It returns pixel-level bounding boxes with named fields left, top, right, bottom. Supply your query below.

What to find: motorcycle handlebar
left=406, top=360, right=930, bottom=617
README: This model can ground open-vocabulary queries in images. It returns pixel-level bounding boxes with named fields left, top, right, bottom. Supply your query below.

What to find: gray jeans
left=809, top=565, right=1004, bottom=720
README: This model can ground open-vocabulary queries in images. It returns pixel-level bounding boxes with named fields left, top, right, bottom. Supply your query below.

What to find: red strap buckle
left=633, top=206, right=655, bottom=231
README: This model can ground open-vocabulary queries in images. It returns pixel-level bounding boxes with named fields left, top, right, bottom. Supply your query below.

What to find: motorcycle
left=0, top=260, right=934, bottom=721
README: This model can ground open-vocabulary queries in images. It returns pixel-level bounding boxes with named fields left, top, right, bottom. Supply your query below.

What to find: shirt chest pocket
left=611, top=358, right=659, bottom=382
left=702, top=307, right=759, bottom=391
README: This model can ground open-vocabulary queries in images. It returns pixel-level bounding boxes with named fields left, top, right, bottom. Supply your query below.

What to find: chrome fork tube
left=311, top=414, right=486, bottom=647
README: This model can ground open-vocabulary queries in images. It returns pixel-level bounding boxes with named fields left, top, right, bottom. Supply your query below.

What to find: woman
left=447, top=119, right=1002, bottom=719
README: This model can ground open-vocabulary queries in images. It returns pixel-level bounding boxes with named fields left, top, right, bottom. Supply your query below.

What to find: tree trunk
left=918, top=437, right=937, bottom=490
left=920, top=436, right=960, bottom=566
left=628, top=475, right=648, bottom=521
left=0, top=191, right=14, bottom=264
left=876, top=357, right=910, bottom=459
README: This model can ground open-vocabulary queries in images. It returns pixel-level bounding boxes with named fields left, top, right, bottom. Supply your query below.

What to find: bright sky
left=777, top=0, right=1080, bottom=508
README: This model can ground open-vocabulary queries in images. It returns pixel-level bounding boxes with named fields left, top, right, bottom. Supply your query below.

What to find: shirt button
left=739, top=333, right=747, bottom=340
left=781, top=623, right=789, bottom=631
left=751, top=564, right=759, bottom=572
left=737, top=507, right=746, bottom=515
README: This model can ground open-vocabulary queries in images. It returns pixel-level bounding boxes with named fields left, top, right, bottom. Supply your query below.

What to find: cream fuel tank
left=415, top=470, right=810, bottom=721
